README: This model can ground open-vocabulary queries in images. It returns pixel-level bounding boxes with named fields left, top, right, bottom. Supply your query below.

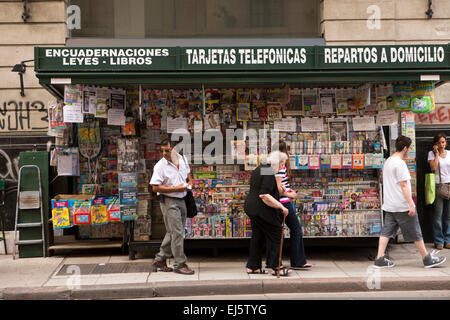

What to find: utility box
left=17, top=152, right=49, bottom=258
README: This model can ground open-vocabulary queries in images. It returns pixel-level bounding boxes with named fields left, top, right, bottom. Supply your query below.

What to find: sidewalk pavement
left=1, top=243, right=450, bottom=300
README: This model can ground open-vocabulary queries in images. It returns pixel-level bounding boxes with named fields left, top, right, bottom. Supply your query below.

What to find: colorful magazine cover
left=204, top=111, right=221, bottom=131
left=267, top=102, right=283, bottom=121
left=237, top=103, right=251, bottom=121
left=236, top=89, right=251, bottom=103
left=220, top=89, right=235, bottom=104
left=221, top=104, right=237, bottom=129
left=284, top=88, right=303, bottom=116
left=251, top=88, right=266, bottom=102
left=252, top=102, right=267, bottom=121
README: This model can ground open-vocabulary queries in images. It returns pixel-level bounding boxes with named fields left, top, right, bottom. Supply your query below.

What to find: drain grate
left=56, top=262, right=152, bottom=276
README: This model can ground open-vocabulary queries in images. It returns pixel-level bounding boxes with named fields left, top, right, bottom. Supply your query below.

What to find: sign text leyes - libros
left=45, top=48, right=170, bottom=66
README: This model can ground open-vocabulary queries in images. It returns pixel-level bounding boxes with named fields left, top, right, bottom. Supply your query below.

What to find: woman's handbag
left=437, top=162, right=450, bottom=200
left=425, top=173, right=435, bottom=205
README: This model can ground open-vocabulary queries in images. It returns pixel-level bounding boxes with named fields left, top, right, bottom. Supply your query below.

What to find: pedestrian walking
left=374, top=135, right=446, bottom=269
left=272, top=141, right=311, bottom=270
left=149, top=138, right=195, bottom=275
left=428, top=133, right=450, bottom=250
left=244, top=151, right=291, bottom=276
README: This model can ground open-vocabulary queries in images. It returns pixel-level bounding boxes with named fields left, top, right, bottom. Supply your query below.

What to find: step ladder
left=13, top=165, right=46, bottom=259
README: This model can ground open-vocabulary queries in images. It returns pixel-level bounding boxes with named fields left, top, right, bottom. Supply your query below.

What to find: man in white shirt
left=374, top=136, right=446, bottom=269
left=150, top=138, right=194, bottom=275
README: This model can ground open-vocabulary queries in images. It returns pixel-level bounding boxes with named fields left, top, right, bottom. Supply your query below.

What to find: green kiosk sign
left=36, top=44, right=450, bottom=72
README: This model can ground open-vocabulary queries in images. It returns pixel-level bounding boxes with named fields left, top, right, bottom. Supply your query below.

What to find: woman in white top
left=428, top=133, right=450, bottom=250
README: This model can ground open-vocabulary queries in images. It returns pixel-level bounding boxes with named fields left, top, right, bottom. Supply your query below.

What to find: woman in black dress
left=244, top=151, right=291, bottom=276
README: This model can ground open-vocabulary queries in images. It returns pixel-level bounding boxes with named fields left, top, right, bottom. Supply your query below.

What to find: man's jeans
left=433, top=188, right=450, bottom=246
left=155, top=196, right=187, bottom=269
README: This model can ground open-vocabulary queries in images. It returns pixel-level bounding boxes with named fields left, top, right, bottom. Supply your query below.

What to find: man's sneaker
left=373, top=255, right=395, bottom=269
left=423, top=250, right=447, bottom=268
left=174, top=263, right=195, bottom=275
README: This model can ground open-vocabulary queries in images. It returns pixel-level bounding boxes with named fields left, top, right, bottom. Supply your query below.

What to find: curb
left=2, top=277, right=450, bottom=299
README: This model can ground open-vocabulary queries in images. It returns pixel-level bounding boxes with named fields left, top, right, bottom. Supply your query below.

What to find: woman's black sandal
left=247, top=268, right=267, bottom=274
left=272, top=266, right=291, bottom=277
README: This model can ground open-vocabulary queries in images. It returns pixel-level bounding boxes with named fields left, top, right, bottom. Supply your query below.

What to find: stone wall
left=321, top=0, right=450, bottom=120
left=0, top=0, right=66, bottom=133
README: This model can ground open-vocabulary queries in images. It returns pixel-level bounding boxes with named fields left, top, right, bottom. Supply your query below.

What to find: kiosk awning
left=34, top=44, right=450, bottom=99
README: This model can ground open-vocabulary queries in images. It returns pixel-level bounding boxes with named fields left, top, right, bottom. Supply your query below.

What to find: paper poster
left=331, top=154, right=342, bottom=169
left=110, top=89, right=126, bottom=109
left=320, top=88, right=336, bottom=114
left=336, top=88, right=349, bottom=115
left=273, top=118, right=297, bottom=132
left=289, top=155, right=297, bottom=170
left=95, top=87, right=109, bottom=118
left=301, top=117, right=324, bottom=132
left=64, top=84, right=82, bottom=105
left=342, top=154, right=353, bottom=169
left=352, top=154, right=364, bottom=169
left=365, top=153, right=373, bottom=168
left=372, top=153, right=384, bottom=168
left=57, top=148, right=79, bottom=176
left=352, top=116, right=376, bottom=131
left=328, top=118, right=348, bottom=141
left=82, top=88, right=97, bottom=114
left=49, top=103, right=67, bottom=130
left=167, top=117, right=188, bottom=133
left=63, top=104, right=84, bottom=123
left=302, top=88, right=318, bottom=115
left=296, top=155, right=309, bottom=169
left=320, top=154, right=331, bottom=169
left=107, top=108, right=126, bottom=126
left=376, top=110, right=399, bottom=126
left=308, top=155, right=320, bottom=169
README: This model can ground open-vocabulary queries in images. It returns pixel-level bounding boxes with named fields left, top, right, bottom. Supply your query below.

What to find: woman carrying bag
left=428, top=133, right=450, bottom=250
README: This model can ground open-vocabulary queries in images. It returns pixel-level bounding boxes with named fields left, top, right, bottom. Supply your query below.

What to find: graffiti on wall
left=0, top=149, right=19, bottom=183
left=0, top=100, right=48, bottom=132
left=416, top=105, right=450, bottom=126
